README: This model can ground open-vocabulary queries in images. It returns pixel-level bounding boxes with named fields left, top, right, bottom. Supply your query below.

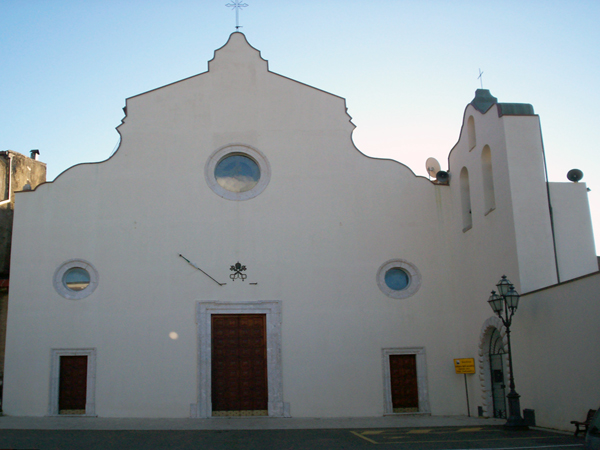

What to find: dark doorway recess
left=489, top=327, right=507, bottom=419
left=58, top=355, right=87, bottom=414
left=390, top=354, right=419, bottom=413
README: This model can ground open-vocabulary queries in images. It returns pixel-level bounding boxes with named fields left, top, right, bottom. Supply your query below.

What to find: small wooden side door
left=390, top=354, right=419, bottom=413
left=58, top=355, right=88, bottom=414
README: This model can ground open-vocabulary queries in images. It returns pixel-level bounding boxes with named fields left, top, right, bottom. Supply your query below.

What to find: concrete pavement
left=0, top=414, right=507, bottom=430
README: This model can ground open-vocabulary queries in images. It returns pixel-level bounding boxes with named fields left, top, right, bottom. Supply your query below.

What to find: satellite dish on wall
left=436, top=171, right=450, bottom=184
left=426, top=158, right=441, bottom=179
left=567, top=169, right=584, bottom=182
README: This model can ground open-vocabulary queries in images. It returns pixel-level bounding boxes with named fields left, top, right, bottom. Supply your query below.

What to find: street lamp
left=488, top=275, right=528, bottom=429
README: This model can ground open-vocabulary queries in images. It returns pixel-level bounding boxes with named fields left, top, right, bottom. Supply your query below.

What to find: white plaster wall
left=445, top=99, right=600, bottom=430
left=503, top=116, right=558, bottom=293
left=448, top=105, right=559, bottom=296
left=4, top=34, right=597, bottom=424
left=4, top=33, right=468, bottom=418
left=444, top=102, right=586, bottom=424
left=446, top=105, right=524, bottom=421
left=548, top=182, right=597, bottom=281
left=512, top=272, right=600, bottom=431
left=449, top=105, right=522, bottom=292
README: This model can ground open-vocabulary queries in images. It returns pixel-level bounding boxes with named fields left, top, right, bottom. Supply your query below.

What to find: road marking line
left=350, top=430, right=379, bottom=444
left=439, top=445, right=583, bottom=450
left=407, top=429, right=432, bottom=434
left=385, top=437, right=570, bottom=445
left=350, top=433, right=578, bottom=445
left=457, top=427, right=483, bottom=432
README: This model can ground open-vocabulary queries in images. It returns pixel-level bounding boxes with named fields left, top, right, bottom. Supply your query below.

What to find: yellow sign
left=454, top=358, right=476, bottom=374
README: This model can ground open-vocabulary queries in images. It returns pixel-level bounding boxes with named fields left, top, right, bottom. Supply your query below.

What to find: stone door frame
left=192, top=301, right=286, bottom=418
left=48, top=348, right=97, bottom=416
left=382, top=347, right=430, bottom=415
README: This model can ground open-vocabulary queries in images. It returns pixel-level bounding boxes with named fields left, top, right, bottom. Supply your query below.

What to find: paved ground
left=0, top=416, right=584, bottom=450
left=0, top=414, right=506, bottom=430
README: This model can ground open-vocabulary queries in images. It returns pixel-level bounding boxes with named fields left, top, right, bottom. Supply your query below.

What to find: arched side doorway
left=478, top=317, right=510, bottom=418
left=489, top=328, right=507, bottom=418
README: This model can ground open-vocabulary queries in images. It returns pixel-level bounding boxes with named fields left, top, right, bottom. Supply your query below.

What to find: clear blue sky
left=3, top=0, right=600, bottom=251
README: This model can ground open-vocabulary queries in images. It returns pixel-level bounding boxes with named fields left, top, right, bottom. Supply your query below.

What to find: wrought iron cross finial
left=226, top=0, right=249, bottom=30
left=478, top=68, right=484, bottom=89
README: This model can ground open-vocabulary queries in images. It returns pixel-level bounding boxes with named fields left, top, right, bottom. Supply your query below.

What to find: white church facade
left=3, top=33, right=599, bottom=431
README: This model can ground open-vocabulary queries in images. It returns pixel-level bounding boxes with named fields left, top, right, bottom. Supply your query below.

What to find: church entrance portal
left=489, top=328, right=507, bottom=419
left=211, top=314, right=268, bottom=416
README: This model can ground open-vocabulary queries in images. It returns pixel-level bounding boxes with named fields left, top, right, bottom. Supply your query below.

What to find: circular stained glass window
left=63, top=267, right=91, bottom=291
left=384, top=268, right=409, bottom=291
left=54, top=259, right=99, bottom=300
left=215, top=154, right=260, bottom=193
left=376, top=259, right=421, bottom=299
left=205, top=145, right=271, bottom=201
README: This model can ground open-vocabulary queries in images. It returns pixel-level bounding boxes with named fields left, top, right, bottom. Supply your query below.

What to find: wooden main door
left=58, top=355, right=88, bottom=414
left=389, top=354, right=419, bottom=413
left=211, top=314, right=268, bottom=416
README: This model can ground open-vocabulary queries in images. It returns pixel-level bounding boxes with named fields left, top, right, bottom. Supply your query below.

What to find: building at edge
left=3, top=33, right=599, bottom=430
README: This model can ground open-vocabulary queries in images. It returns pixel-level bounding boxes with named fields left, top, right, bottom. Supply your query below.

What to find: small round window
left=205, top=144, right=271, bottom=201
left=54, top=260, right=98, bottom=300
left=384, top=268, right=410, bottom=291
left=215, top=154, right=260, bottom=193
left=377, top=259, right=421, bottom=299
left=63, top=267, right=91, bottom=291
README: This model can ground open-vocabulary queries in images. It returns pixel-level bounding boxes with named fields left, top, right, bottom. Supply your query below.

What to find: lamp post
left=488, top=275, right=528, bottom=429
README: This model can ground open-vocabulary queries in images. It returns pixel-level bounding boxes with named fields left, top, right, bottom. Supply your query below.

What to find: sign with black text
left=454, top=358, right=476, bottom=374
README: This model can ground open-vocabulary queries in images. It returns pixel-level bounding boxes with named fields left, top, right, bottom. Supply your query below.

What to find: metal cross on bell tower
left=226, top=0, right=249, bottom=30
left=478, top=68, right=484, bottom=89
